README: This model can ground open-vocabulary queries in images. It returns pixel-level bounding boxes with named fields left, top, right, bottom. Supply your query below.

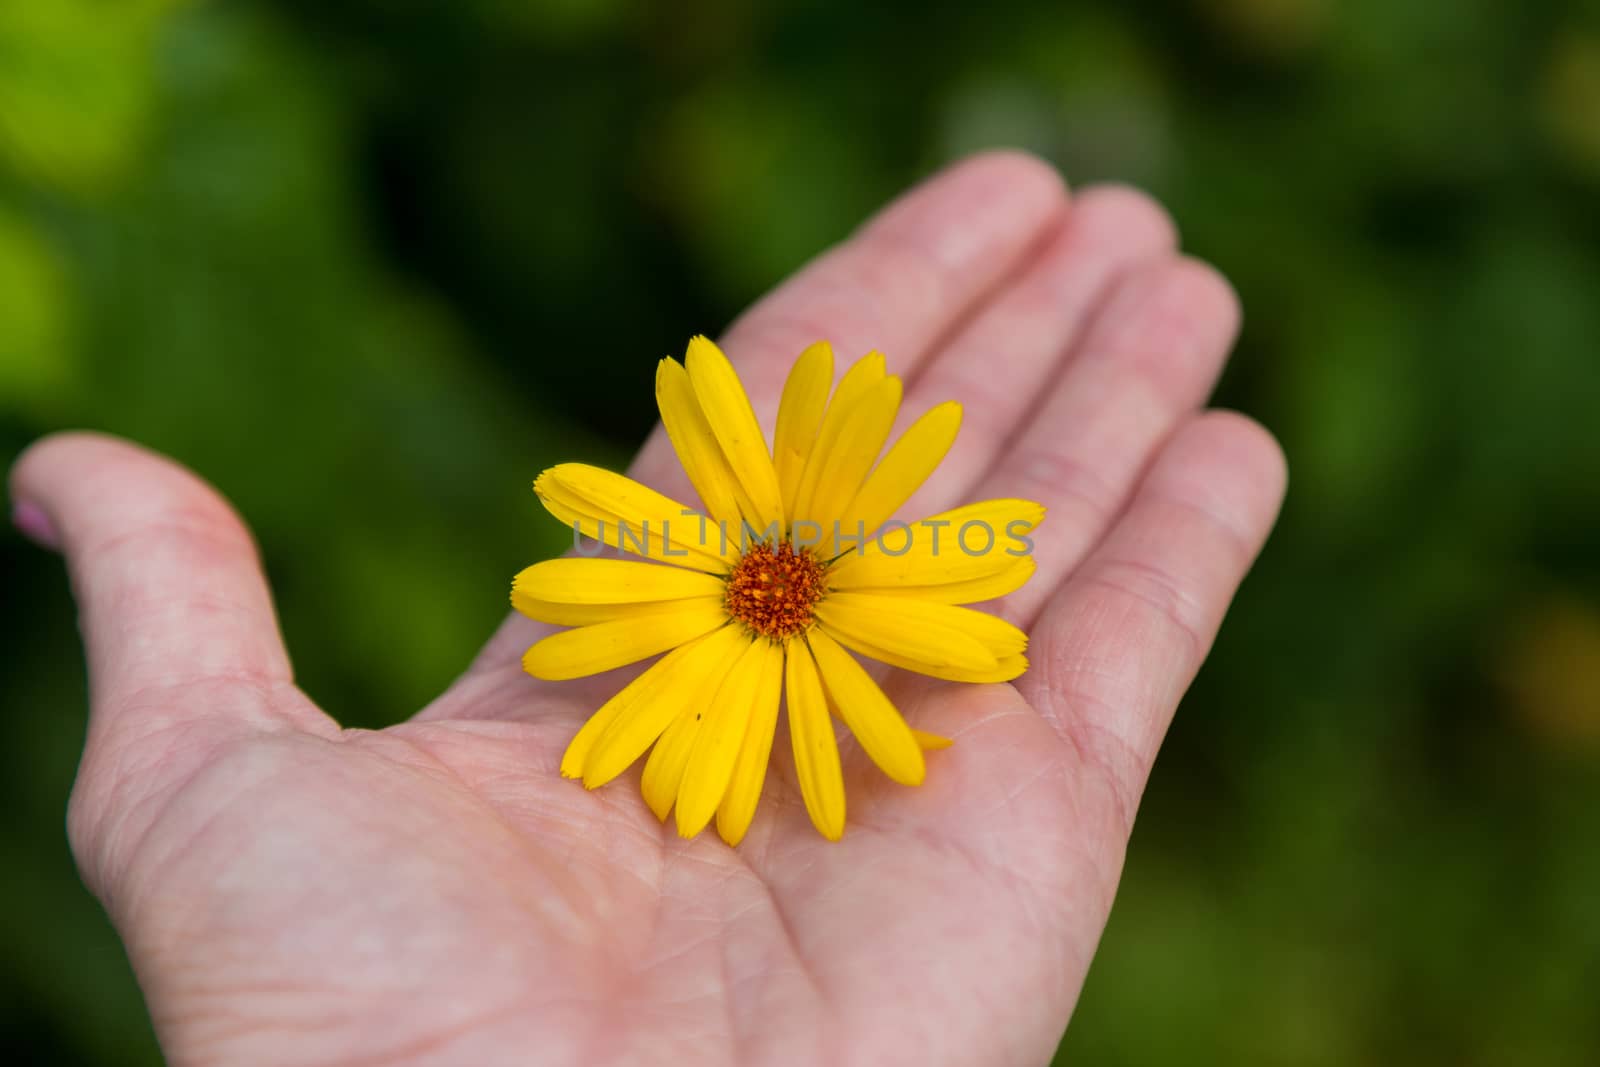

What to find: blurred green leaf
left=0, top=0, right=186, bottom=191
left=0, top=204, right=72, bottom=409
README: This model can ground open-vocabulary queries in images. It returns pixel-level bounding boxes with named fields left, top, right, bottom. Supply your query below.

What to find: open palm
left=10, top=153, right=1284, bottom=1067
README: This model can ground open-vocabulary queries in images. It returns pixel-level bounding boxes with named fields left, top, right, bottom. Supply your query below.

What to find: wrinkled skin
left=10, top=153, right=1285, bottom=1067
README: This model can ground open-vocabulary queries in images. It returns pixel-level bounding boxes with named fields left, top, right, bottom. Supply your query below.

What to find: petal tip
left=686, top=334, right=723, bottom=362
left=520, top=644, right=564, bottom=681
left=519, top=645, right=541, bottom=676
left=715, top=811, right=752, bottom=847
left=675, top=816, right=709, bottom=840
left=999, top=654, right=1029, bottom=681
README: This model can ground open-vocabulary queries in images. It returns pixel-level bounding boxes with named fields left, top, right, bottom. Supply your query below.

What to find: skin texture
left=9, top=152, right=1286, bottom=1067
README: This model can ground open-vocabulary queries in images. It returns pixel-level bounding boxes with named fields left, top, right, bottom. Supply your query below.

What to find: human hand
left=9, top=152, right=1285, bottom=1067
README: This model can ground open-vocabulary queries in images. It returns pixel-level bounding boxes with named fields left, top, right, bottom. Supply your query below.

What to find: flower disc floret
left=725, top=542, right=825, bottom=639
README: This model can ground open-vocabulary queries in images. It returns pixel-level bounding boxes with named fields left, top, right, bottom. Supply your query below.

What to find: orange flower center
left=724, top=541, right=825, bottom=639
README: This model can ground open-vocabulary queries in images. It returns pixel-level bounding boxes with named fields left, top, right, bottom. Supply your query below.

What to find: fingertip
left=1185, top=409, right=1288, bottom=497
left=863, top=149, right=1069, bottom=267
left=1142, top=256, right=1242, bottom=348
left=1068, top=182, right=1181, bottom=255
left=10, top=430, right=257, bottom=556
left=8, top=431, right=133, bottom=547
left=945, top=148, right=1069, bottom=210
left=1089, top=256, right=1243, bottom=385
left=1172, top=255, right=1243, bottom=342
left=10, top=497, right=58, bottom=550
left=11, top=429, right=137, bottom=485
left=12, top=431, right=169, bottom=512
left=1155, top=410, right=1289, bottom=550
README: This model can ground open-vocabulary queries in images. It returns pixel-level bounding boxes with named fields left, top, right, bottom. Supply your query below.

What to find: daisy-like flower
left=513, top=336, right=1043, bottom=844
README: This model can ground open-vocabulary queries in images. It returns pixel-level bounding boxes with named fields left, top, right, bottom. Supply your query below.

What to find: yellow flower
left=513, top=336, right=1042, bottom=844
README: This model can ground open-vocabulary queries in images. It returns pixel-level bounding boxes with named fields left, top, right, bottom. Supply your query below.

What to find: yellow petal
left=815, top=593, right=999, bottom=673
left=807, top=629, right=925, bottom=786
left=829, top=498, right=1045, bottom=582
left=676, top=637, right=781, bottom=838
left=715, top=642, right=785, bottom=846
left=773, top=341, right=834, bottom=526
left=810, top=376, right=902, bottom=539
left=561, top=637, right=706, bottom=778
left=534, top=463, right=735, bottom=570
left=820, top=624, right=1029, bottom=683
left=641, top=706, right=702, bottom=821
left=522, top=601, right=728, bottom=681
left=790, top=352, right=884, bottom=527
left=911, top=728, right=954, bottom=750
left=656, top=358, right=745, bottom=526
left=512, top=595, right=723, bottom=628
left=583, top=625, right=748, bottom=788
left=840, top=400, right=962, bottom=539
left=857, top=557, right=1036, bottom=606
left=786, top=639, right=846, bottom=840
left=832, top=591, right=1017, bottom=659
left=828, top=351, right=887, bottom=417
left=515, top=558, right=725, bottom=604
left=684, top=336, right=785, bottom=535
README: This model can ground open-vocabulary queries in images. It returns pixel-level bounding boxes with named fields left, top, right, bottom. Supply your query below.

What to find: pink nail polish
left=11, top=499, right=60, bottom=550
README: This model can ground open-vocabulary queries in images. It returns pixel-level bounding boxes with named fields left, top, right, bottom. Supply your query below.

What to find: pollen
left=724, top=541, right=825, bottom=640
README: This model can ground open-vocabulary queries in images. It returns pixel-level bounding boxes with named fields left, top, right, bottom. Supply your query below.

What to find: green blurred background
left=3, top=0, right=1599, bottom=1063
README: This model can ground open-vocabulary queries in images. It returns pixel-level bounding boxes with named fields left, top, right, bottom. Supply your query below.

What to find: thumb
left=9, top=432, right=322, bottom=887
left=10, top=431, right=294, bottom=703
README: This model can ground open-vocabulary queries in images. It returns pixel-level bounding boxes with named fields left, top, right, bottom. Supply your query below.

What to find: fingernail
left=11, top=499, right=60, bottom=551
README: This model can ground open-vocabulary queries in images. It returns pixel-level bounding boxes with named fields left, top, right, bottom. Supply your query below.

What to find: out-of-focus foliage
left=1, top=1, right=1597, bottom=1063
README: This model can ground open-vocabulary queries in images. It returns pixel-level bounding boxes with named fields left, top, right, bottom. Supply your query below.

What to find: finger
left=1019, top=411, right=1286, bottom=832
left=627, top=149, right=1067, bottom=502
left=8, top=432, right=312, bottom=730
left=982, top=257, right=1242, bottom=627
left=887, top=185, right=1178, bottom=520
